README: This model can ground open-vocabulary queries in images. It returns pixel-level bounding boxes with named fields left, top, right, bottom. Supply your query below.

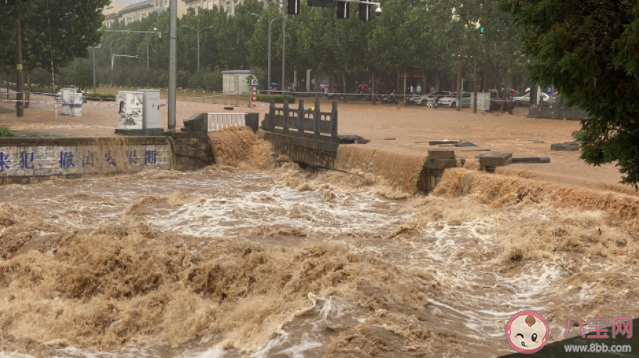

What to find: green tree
left=59, top=58, right=97, bottom=92
left=0, top=0, right=109, bottom=96
left=500, top=0, right=639, bottom=187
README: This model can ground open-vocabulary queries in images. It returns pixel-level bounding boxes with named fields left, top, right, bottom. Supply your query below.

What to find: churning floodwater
left=1, top=130, right=639, bottom=358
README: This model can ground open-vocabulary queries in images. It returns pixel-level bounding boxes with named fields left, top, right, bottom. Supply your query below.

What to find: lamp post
left=134, top=32, right=162, bottom=72
left=182, top=25, right=214, bottom=72
left=267, top=15, right=285, bottom=91
left=282, top=15, right=286, bottom=93
left=168, top=0, right=177, bottom=130
left=109, top=37, right=122, bottom=61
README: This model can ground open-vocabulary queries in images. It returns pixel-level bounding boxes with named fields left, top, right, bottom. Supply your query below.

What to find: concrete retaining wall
left=0, top=134, right=216, bottom=185
left=263, top=130, right=460, bottom=192
left=263, top=131, right=338, bottom=168
left=0, top=137, right=171, bottom=185
left=170, top=133, right=215, bottom=171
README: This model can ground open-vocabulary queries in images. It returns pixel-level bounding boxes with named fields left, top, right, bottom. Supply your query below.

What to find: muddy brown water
left=1, top=132, right=639, bottom=358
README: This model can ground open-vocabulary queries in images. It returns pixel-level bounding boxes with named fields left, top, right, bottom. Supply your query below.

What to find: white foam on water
left=148, top=184, right=408, bottom=238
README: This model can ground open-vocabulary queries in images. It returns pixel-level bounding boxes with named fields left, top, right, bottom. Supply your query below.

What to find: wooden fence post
left=331, top=102, right=338, bottom=138
left=283, top=99, right=290, bottom=132
left=298, top=100, right=304, bottom=134
left=314, top=100, right=320, bottom=137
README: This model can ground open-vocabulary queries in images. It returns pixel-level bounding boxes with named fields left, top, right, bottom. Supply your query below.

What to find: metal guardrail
left=208, top=113, right=247, bottom=131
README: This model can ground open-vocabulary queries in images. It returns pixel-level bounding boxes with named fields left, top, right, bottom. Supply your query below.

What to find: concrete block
left=512, top=157, right=551, bottom=164
left=426, top=159, right=457, bottom=170
left=479, top=153, right=512, bottom=167
left=427, top=149, right=455, bottom=160
left=551, top=141, right=579, bottom=151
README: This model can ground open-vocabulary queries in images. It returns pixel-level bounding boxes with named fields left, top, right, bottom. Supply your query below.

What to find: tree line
left=3, top=0, right=639, bottom=186
left=2, top=0, right=526, bottom=97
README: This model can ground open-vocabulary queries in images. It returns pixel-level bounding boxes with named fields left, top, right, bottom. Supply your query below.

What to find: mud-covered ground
left=0, top=88, right=625, bottom=188
left=1, top=157, right=638, bottom=358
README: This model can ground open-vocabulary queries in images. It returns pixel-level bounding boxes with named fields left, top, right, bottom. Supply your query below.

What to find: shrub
left=84, top=93, right=117, bottom=101
left=0, top=127, right=15, bottom=137
left=256, top=94, right=296, bottom=104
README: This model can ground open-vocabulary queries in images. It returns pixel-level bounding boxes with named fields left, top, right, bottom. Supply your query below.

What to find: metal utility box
left=61, top=89, right=75, bottom=115
left=69, top=93, right=84, bottom=117
left=138, top=89, right=162, bottom=134
left=114, top=90, right=164, bottom=135
left=472, top=92, right=492, bottom=111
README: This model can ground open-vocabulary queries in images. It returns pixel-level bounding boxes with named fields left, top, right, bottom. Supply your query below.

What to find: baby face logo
left=506, top=311, right=549, bottom=354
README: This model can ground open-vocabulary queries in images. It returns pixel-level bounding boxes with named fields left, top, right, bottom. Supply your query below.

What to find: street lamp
left=182, top=25, right=214, bottom=72
left=112, top=54, right=139, bottom=70
left=109, top=37, right=123, bottom=61
left=133, top=31, right=162, bottom=72
left=267, top=15, right=285, bottom=91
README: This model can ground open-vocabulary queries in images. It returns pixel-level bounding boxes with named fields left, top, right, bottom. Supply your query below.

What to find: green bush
left=257, top=94, right=296, bottom=104
left=84, top=92, right=117, bottom=101
left=0, top=127, right=15, bottom=137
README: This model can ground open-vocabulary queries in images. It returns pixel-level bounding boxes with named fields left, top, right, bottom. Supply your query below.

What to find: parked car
left=437, top=92, right=472, bottom=108
left=513, top=93, right=549, bottom=106
left=410, top=91, right=453, bottom=105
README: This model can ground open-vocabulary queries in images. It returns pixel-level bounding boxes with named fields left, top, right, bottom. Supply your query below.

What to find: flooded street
left=1, top=160, right=638, bottom=358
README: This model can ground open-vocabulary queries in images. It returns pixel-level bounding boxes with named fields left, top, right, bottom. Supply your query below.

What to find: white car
left=410, top=91, right=453, bottom=105
left=437, top=92, right=472, bottom=108
left=513, top=92, right=550, bottom=106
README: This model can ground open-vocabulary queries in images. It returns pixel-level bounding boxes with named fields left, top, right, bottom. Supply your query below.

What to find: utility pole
left=92, top=46, right=97, bottom=93
left=168, top=0, right=177, bottom=130
left=473, top=55, right=477, bottom=113
left=15, top=17, right=24, bottom=117
left=456, top=44, right=463, bottom=112
left=282, top=15, right=286, bottom=93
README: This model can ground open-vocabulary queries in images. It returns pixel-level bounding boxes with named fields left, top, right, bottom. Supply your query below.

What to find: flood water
left=1, top=155, right=638, bottom=357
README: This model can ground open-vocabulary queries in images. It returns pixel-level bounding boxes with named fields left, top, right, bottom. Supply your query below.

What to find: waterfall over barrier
left=335, top=145, right=428, bottom=194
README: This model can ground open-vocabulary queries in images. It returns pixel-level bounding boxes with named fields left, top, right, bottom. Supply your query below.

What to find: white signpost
left=252, top=79, right=258, bottom=108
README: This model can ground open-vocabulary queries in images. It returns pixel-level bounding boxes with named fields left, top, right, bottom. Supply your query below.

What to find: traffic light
left=288, top=0, right=300, bottom=14
left=359, top=0, right=371, bottom=21
left=480, top=25, right=485, bottom=34
left=336, top=1, right=349, bottom=19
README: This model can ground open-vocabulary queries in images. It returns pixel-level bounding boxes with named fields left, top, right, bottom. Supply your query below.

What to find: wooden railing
left=261, top=99, right=338, bottom=139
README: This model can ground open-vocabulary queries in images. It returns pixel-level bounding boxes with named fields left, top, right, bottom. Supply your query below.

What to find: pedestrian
left=416, top=84, right=422, bottom=94
left=410, top=85, right=414, bottom=94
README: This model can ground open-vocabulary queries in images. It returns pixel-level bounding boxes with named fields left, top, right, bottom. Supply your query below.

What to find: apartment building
left=102, top=0, right=277, bottom=27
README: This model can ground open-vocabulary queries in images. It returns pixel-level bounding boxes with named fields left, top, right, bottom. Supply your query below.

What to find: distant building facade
left=102, top=0, right=279, bottom=27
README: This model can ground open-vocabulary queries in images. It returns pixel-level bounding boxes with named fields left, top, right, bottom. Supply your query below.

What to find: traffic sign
left=252, top=79, right=258, bottom=86
left=546, top=85, right=553, bottom=95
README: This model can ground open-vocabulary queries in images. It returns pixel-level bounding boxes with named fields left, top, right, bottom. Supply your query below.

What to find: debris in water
left=512, top=157, right=551, bottom=164
left=455, top=142, right=478, bottom=147
left=429, top=140, right=460, bottom=146
left=551, top=141, right=579, bottom=151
